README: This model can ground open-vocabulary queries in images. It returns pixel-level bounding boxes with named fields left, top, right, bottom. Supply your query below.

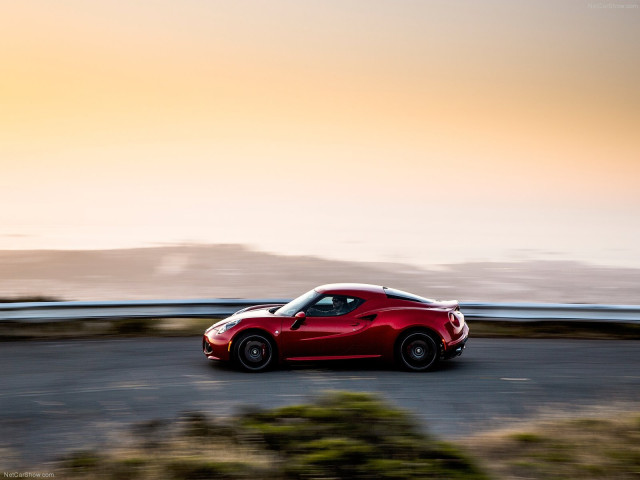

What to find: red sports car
left=202, top=283, right=468, bottom=372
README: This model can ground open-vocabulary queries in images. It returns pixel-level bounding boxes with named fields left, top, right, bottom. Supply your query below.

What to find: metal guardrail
left=1, top=299, right=639, bottom=324
left=461, top=302, right=640, bottom=323
left=0, top=299, right=289, bottom=323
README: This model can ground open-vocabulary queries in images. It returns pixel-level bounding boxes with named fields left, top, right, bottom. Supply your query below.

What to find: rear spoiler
left=428, top=300, right=460, bottom=311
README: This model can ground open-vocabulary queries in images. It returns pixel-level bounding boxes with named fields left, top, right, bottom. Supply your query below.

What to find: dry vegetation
left=43, top=393, right=640, bottom=480
left=463, top=414, right=640, bottom=480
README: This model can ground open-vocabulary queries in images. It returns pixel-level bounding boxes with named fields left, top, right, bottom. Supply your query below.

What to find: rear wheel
left=234, top=333, right=275, bottom=372
left=397, top=331, right=440, bottom=371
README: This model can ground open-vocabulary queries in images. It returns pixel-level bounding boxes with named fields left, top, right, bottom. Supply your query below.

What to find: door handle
left=350, top=322, right=360, bottom=326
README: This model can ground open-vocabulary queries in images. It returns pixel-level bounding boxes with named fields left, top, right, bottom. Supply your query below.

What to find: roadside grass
left=467, top=320, right=640, bottom=340
left=462, top=413, right=640, bottom=480
left=2, top=318, right=639, bottom=341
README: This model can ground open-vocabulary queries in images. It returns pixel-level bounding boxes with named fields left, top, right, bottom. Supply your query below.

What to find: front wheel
left=397, top=332, right=440, bottom=371
left=234, top=333, right=276, bottom=372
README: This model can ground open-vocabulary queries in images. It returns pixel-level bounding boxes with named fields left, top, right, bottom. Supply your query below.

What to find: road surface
left=1, top=337, right=639, bottom=467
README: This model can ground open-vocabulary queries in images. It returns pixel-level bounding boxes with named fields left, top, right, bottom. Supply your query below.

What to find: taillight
left=448, top=311, right=461, bottom=327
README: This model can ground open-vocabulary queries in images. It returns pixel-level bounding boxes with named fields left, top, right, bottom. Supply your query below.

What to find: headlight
left=217, top=319, right=241, bottom=334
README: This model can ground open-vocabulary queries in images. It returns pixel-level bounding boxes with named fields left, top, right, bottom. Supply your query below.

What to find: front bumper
left=202, top=333, right=231, bottom=362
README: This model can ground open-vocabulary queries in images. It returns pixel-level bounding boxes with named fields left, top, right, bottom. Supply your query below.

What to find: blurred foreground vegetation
left=60, top=392, right=487, bottom=479
left=56, top=392, right=640, bottom=480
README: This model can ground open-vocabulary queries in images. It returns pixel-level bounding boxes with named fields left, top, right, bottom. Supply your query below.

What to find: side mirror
left=291, top=311, right=306, bottom=330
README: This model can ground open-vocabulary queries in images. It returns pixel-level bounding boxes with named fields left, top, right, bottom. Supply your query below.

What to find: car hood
left=211, top=307, right=276, bottom=328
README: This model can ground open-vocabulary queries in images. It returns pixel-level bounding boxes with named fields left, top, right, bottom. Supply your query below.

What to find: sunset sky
left=1, top=0, right=638, bottom=267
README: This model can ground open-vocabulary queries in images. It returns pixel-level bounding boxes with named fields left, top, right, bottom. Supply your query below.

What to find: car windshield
left=275, top=289, right=320, bottom=317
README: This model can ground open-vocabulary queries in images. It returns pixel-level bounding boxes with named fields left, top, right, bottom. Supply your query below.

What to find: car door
left=281, top=295, right=367, bottom=360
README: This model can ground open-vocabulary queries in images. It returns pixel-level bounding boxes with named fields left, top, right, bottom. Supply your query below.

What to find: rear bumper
left=443, top=337, right=467, bottom=359
left=443, top=324, right=469, bottom=359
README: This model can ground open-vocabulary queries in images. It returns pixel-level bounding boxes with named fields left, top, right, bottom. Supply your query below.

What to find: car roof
left=315, top=283, right=385, bottom=298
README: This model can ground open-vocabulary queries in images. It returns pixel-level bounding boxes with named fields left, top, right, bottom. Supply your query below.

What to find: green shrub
left=63, top=450, right=103, bottom=471
left=240, top=391, right=489, bottom=479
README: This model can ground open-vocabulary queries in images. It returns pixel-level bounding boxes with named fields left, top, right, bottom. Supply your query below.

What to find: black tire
left=234, top=333, right=276, bottom=372
left=397, top=331, right=440, bottom=371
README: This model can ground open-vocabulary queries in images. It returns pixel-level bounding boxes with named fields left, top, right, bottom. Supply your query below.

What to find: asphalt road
left=1, top=337, right=639, bottom=467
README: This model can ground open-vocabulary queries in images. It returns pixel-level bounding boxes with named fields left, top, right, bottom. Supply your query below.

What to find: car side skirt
left=285, top=354, right=383, bottom=362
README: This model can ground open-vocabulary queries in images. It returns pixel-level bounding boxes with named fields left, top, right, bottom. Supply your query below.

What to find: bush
left=58, top=392, right=489, bottom=479
left=240, top=391, right=488, bottom=479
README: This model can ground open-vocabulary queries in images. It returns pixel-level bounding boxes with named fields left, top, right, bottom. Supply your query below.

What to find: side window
left=306, top=295, right=364, bottom=317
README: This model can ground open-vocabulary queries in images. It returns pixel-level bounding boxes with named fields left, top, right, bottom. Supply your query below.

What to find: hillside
left=1, top=245, right=638, bottom=304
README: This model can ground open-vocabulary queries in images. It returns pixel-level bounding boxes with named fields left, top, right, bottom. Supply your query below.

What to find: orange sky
left=1, top=1, right=638, bottom=266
